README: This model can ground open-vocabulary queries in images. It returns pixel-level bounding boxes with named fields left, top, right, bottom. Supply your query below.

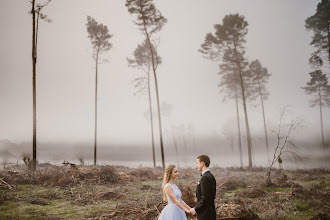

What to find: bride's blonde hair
left=161, top=164, right=176, bottom=201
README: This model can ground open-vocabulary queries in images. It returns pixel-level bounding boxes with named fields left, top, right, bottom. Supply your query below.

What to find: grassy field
left=0, top=164, right=329, bottom=219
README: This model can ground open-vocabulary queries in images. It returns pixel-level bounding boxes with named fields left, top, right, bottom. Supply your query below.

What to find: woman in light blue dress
left=158, top=165, right=191, bottom=220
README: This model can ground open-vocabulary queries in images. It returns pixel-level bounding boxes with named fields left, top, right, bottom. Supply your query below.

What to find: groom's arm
left=195, top=176, right=212, bottom=214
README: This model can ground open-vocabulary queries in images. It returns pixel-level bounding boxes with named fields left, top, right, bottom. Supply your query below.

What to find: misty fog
left=0, top=0, right=329, bottom=170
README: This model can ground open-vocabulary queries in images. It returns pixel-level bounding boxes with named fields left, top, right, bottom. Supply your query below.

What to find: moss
left=125, top=185, right=159, bottom=198
left=294, top=199, right=312, bottom=212
left=0, top=198, right=118, bottom=219
left=221, top=191, right=236, bottom=199
left=0, top=202, right=19, bottom=219
left=294, top=179, right=322, bottom=187
left=0, top=184, right=119, bottom=219
left=262, top=186, right=290, bottom=192
left=0, top=201, right=48, bottom=220
left=94, top=184, right=113, bottom=191
left=140, top=180, right=161, bottom=186
left=45, top=200, right=117, bottom=218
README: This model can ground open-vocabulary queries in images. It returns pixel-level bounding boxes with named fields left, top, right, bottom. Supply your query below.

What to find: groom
left=190, top=155, right=216, bottom=220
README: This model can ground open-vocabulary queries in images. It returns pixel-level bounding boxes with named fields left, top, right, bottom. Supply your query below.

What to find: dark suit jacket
left=195, top=170, right=216, bottom=220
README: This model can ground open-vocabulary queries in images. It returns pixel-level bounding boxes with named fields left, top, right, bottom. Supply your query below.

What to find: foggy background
left=0, top=0, right=329, bottom=168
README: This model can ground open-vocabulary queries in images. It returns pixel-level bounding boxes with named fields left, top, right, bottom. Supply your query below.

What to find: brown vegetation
left=0, top=164, right=329, bottom=219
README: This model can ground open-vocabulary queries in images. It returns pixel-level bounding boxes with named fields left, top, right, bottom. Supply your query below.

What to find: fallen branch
left=0, top=178, right=12, bottom=190
left=154, top=204, right=160, bottom=214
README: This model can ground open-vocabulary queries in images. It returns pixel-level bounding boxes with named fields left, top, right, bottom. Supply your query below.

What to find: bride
left=158, top=165, right=191, bottom=220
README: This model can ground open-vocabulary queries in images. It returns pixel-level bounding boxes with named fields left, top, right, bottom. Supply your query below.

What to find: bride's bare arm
left=180, top=199, right=191, bottom=209
left=164, top=185, right=190, bottom=213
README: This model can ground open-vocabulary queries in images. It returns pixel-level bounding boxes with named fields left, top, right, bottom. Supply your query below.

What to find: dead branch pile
left=98, top=166, right=120, bottom=183
left=127, top=168, right=162, bottom=181
left=0, top=165, right=120, bottom=187
left=218, top=178, right=245, bottom=191
left=178, top=168, right=200, bottom=179
left=238, top=188, right=266, bottom=198
left=180, top=185, right=196, bottom=207
left=216, top=203, right=260, bottom=220
left=249, top=195, right=296, bottom=219
left=217, top=177, right=247, bottom=198
left=99, top=191, right=126, bottom=200
left=266, top=171, right=294, bottom=187
left=73, top=199, right=166, bottom=220
left=65, top=187, right=127, bottom=205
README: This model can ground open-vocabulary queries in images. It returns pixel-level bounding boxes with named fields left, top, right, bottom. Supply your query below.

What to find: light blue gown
left=158, top=183, right=187, bottom=220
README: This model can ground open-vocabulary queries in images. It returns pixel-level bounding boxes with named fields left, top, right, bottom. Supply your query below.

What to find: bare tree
left=127, top=39, right=161, bottom=168
left=266, top=107, right=304, bottom=184
left=30, top=0, right=52, bottom=171
left=86, top=16, right=113, bottom=165
left=126, top=0, right=167, bottom=169
left=22, top=153, right=33, bottom=171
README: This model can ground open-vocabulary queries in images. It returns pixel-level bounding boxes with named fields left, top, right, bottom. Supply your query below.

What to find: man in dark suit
left=190, top=155, right=216, bottom=220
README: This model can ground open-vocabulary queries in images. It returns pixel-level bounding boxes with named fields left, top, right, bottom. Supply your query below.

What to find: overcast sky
left=0, top=0, right=328, bottom=148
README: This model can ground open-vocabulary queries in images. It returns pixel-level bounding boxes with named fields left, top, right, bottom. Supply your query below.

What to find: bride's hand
left=189, top=208, right=196, bottom=215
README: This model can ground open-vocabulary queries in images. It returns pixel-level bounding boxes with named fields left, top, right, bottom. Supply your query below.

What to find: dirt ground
left=0, top=163, right=329, bottom=220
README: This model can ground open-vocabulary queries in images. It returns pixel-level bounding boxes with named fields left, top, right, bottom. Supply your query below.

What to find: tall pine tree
left=30, top=0, right=52, bottom=171
left=126, top=0, right=167, bottom=169
left=248, top=60, right=271, bottom=161
left=127, top=39, right=161, bottom=168
left=305, top=0, right=330, bottom=74
left=302, top=70, right=330, bottom=147
left=86, top=16, right=112, bottom=165
left=200, top=14, right=254, bottom=168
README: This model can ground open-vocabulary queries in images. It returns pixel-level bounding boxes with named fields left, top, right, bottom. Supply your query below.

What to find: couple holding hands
left=158, top=155, right=216, bottom=220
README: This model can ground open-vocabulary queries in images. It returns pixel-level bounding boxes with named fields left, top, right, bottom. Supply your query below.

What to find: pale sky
left=0, top=0, right=328, bottom=148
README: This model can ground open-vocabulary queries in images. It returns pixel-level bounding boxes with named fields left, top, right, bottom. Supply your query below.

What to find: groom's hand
left=189, top=208, right=196, bottom=215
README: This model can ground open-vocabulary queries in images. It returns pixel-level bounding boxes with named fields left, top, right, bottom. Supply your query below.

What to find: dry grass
left=0, top=164, right=329, bottom=219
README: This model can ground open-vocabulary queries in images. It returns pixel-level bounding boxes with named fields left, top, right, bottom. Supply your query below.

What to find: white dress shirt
left=202, top=168, right=210, bottom=176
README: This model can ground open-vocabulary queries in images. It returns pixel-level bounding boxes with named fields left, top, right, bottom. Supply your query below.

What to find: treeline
left=28, top=0, right=330, bottom=171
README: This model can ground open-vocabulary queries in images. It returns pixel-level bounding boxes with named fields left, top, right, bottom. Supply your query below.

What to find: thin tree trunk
left=261, top=98, right=269, bottom=161
left=327, top=23, right=330, bottom=63
left=136, top=3, right=165, bottom=169
left=144, top=30, right=165, bottom=170
left=169, top=120, right=179, bottom=167
left=240, top=78, right=253, bottom=169
left=94, top=51, right=99, bottom=166
left=192, top=133, right=197, bottom=153
left=235, top=95, right=243, bottom=168
left=234, top=46, right=253, bottom=169
left=32, top=0, right=37, bottom=172
left=230, top=139, right=234, bottom=153
left=150, top=47, right=165, bottom=170
left=36, top=11, right=40, bottom=59
left=258, top=80, right=270, bottom=162
left=147, top=69, right=156, bottom=168
left=319, top=87, right=325, bottom=147
left=183, top=136, right=187, bottom=163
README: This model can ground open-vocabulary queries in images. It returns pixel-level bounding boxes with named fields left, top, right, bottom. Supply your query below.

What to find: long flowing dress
left=158, top=183, right=187, bottom=220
